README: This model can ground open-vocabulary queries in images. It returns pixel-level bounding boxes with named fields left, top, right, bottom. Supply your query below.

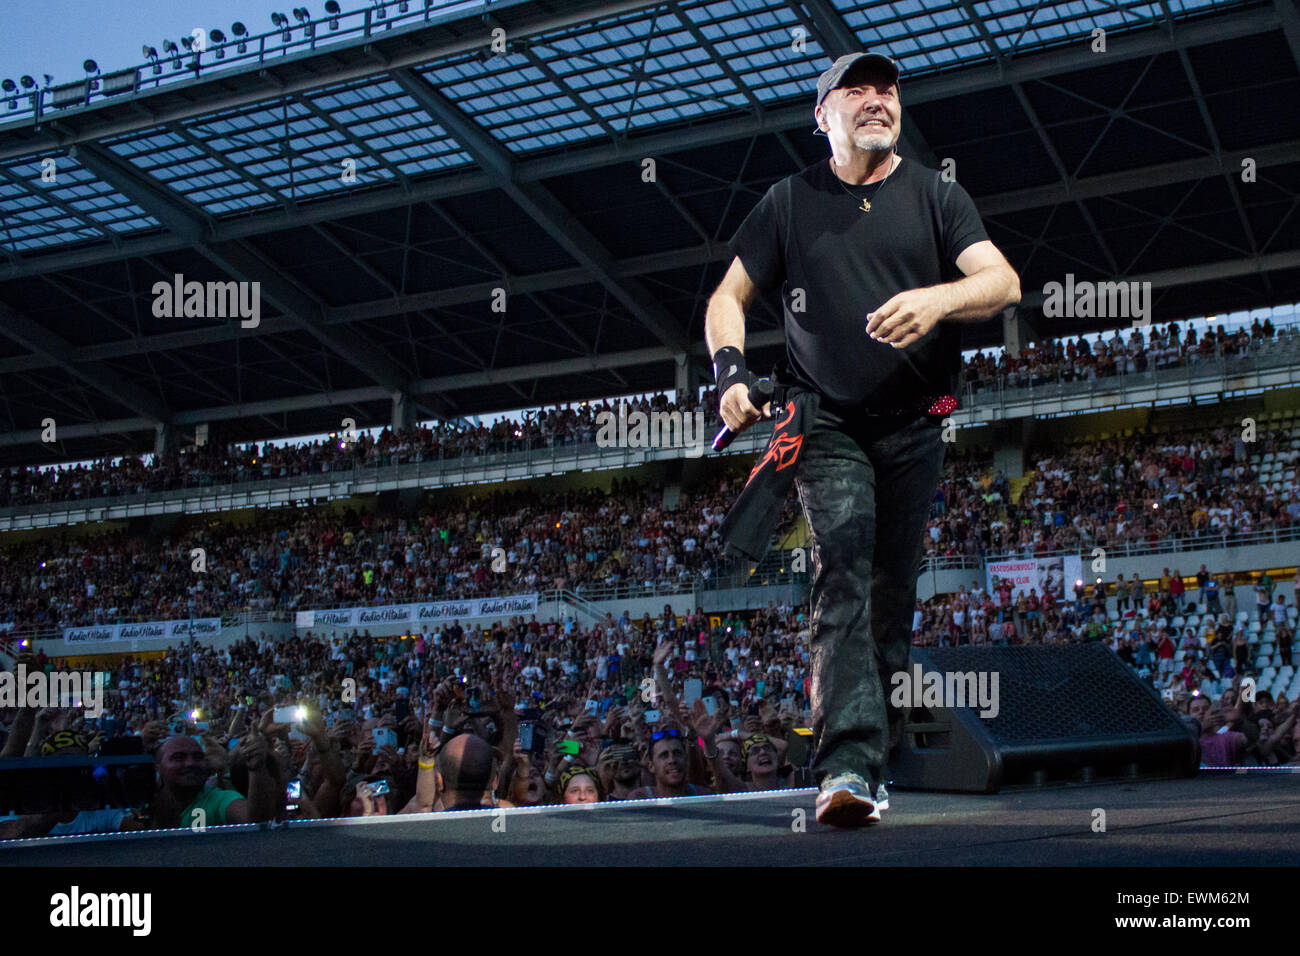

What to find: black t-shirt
left=729, top=157, right=989, bottom=408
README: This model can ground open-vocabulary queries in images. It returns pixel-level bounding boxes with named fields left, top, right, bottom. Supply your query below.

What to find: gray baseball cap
left=814, top=52, right=900, bottom=108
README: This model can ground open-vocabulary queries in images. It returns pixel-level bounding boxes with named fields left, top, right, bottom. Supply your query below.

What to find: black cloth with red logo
left=719, top=387, right=820, bottom=561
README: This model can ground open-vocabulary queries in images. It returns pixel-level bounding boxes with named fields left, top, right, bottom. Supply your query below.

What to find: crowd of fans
left=3, top=318, right=1294, bottom=512
left=0, top=478, right=760, bottom=632
left=913, top=566, right=1299, bottom=659
left=966, top=316, right=1293, bottom=393
left=924, top=421, right=1300, bottom=559
left=0, top=389, right=722, bottom=509
left=1185, top=681, right=1300, bottom=768
left=5, top=408, right=1300, bottom=633
left=3, top=316, right=1297, bottom=836
left=0, top=601, right=813, bottom=836
left=3, top=560, right=1296, bottom=838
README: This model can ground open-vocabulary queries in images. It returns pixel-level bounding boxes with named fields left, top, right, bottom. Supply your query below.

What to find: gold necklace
left=830, top=153, right=898, bottom=213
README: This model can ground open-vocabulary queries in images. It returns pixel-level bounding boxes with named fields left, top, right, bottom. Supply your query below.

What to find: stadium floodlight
left=162, top=37, right=183, bottom=70
left=210, top=28, right=226, bottom=58
left=20, top=75, right=37, bottom=89
left=271, top=11, right=292, bottom=41
left=325, top=0, right=340, bottom=29
left=142, top=44, right=161, bottom=73
left=83, top=59, right=99, bottom=74
left=2, top=78, right=16, bottom=110
left=231, top=21, right=248, bottom=53
left=293, top=8, right=314, bottom=37
left=180, top=35, right=200, bottom=68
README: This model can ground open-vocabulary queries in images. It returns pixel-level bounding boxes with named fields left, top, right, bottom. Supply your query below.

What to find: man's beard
left=852, top=129, right=895, bottom=153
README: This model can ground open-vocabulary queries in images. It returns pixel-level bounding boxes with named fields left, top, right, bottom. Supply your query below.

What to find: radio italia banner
left=985, top=556, right=1083, bottom=604
left=295, top=593, right=540, bottom=630
left=63, top=618, right=223, bottom=645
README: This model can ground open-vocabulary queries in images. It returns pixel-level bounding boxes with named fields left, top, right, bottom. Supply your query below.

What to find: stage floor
left=6, top=771, right=1299, bottom=866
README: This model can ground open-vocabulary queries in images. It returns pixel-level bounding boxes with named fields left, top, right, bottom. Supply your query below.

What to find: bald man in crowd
left=436, top=732, right=498, bottom=811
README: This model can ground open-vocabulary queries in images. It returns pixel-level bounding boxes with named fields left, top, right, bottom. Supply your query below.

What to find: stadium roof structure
left=1, top=0, right=1298, bottom=466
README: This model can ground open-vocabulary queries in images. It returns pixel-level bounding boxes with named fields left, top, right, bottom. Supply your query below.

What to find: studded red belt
left=870, top=393, right=958, bottom=419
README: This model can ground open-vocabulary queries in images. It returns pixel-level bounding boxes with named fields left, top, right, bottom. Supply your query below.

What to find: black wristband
left=712, top=346, right=749, bottom=400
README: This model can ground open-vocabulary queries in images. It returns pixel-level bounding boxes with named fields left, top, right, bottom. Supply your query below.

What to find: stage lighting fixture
left=163, top=38, right=182, bottom=69
left=293, top=8, right=314, bottom=37
left=271, top=11, right=292, bottom=41
left=180, top=36, right=201, bottom=69
left=2, top=78, right=16, bottom=110
left=20, top=75, right=37, bottom=89
left=325, top=0, right=340, bottom=29
left=210, top=28, right=226, bottom=58
left=143, top=44, right=162, bottom=73
left=83, top=59, right=98, bottom=74
left=231, top=21, right=248, bottom=53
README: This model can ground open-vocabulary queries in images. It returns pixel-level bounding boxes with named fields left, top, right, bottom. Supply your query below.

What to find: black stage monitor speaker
left=888, top=643, right=1199, bottom=793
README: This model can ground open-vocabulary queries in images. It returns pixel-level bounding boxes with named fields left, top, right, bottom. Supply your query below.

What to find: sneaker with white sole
left=815, top=771, right=881, bottom=828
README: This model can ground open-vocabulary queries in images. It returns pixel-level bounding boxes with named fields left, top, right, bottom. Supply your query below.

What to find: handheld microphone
left=713, top=378, right=776, bottom=452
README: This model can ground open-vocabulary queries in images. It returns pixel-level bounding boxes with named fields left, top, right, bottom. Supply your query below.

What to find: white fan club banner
left=985, top=556, right=1083, bottom=605
left=63, top=618, right=224, bottom=645
left=294, top=593, right=540, bottom=630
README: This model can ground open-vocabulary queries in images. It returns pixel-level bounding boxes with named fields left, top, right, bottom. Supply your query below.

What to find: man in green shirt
left=151, top=735, right=280, bottom=829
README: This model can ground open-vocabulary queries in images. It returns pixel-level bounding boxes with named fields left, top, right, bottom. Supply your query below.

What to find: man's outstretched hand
left=866, top=287, right=946, bottom=349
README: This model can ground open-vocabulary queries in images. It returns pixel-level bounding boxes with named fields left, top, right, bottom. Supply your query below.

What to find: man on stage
left=706, top=52, right=1020, bottom=827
